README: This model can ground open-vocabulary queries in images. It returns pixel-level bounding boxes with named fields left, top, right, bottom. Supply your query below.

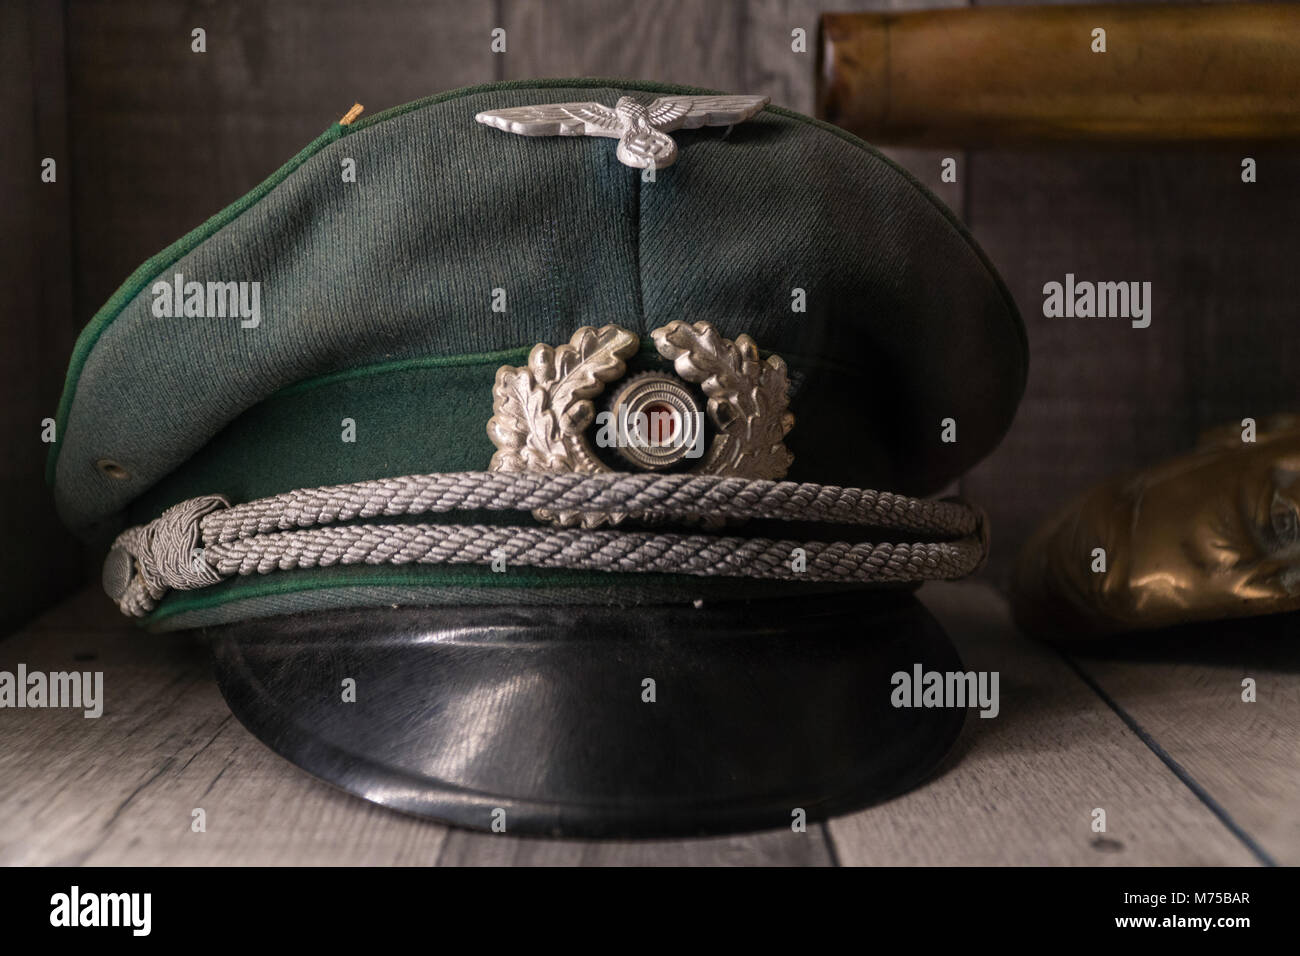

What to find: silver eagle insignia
left=474, top=94, right=770, bottom=170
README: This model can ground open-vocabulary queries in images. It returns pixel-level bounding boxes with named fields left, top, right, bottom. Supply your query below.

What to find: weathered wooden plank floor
left=830, top=585, right=1268, bottom=866
left=0, top=581, right=1290, bottom=866
left=1067, top=620, right=1300, bottom=867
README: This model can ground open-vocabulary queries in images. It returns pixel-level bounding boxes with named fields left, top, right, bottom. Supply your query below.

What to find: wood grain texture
left=962, top=145, right=1300, bottom=584
left=0, top=586, right=825, bottom=865
left=65, top=0, right=498, bottom=325
left=804, top=0, right=1298, bottom=555
left=437, top=827, right=831, bottom=866
left=1, top=593, right=452, bottom=866
left=497, top=0, right=745, bottom=89
left=1066, top=618, right=1300, bottom=865
left=5, top=583, right=1291, bottom=865
left=0, top=0, right=86, bottom=633
left=827, top=582, right=1261, bottom=865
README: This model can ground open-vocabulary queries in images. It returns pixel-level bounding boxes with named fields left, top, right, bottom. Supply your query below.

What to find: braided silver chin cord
left=103, top=471, right=988, bottom=618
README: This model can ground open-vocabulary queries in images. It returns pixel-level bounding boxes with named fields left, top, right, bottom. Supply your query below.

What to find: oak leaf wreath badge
left=487, top=321, right=795, bottom=527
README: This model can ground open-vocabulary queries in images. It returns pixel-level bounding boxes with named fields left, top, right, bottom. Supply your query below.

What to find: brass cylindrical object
left=817, top=4, right=1300, bottom=146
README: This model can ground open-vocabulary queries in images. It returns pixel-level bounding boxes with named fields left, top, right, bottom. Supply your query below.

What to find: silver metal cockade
left=487, top=321, right=795, bottom=527
left=474, top=95, right=770, bottom=169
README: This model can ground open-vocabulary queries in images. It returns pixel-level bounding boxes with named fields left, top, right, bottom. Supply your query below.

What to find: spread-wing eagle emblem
left=474, top=94, right=770, bottom=169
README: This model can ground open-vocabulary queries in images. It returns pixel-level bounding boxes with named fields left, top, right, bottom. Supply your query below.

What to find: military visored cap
left=51, top=79, right=1026, bottom=836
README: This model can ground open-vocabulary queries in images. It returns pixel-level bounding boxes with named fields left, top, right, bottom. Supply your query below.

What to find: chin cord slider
left=103, top=495, right=231, bottom=616
left=103, top=472, right=988, bottom=617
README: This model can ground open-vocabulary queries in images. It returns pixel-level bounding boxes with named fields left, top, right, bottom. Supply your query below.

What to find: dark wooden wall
left=4, top=0, right=1297, bottom=632
left=2, top=1, right=83, bottom=634
left=959, top=0, right=1300, bottom=579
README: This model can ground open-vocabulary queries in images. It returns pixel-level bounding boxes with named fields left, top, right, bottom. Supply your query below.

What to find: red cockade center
left=643, top=402, right=678, bottom=446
